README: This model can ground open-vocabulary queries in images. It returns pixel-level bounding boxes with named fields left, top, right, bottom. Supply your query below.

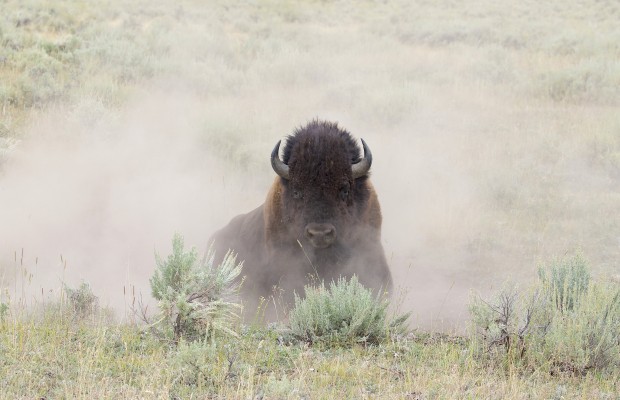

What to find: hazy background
left=1, top=0, right=618, bottom=331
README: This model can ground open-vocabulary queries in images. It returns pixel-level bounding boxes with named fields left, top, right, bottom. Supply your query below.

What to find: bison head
left=268, top=120, right=374, bottom=256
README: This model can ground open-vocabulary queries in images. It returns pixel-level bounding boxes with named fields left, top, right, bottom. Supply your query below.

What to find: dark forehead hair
left=281, top=120, right=362, bottom=166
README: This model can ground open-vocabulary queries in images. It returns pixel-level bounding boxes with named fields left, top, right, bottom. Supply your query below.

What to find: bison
left=210, top=120, right=392, bottom=313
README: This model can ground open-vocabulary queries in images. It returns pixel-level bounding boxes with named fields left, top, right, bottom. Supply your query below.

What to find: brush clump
left=469, top=252, right=620, bottom=375
left=149, top=233, right=243, bottom=343
left=288, top=275, right=408, bottom=347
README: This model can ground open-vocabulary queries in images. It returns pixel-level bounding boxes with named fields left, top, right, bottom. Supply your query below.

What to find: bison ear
left=351, top=138, right=372, bottom=179
left=271, top=140, right=290, bottom=180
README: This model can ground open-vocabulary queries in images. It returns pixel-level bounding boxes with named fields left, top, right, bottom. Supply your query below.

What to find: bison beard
left=209, top=120, right=393, bottom=318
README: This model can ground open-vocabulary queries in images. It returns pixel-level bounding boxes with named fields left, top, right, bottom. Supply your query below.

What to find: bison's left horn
left=351, top=138, right=372, bottom=179
left=271, top=140, right=290, bottom=180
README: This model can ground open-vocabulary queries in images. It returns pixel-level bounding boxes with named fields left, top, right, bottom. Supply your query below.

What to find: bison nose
left=305, top=223, right=337, bottom=248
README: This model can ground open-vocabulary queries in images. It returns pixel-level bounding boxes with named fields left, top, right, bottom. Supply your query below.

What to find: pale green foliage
left=538, top=252, right=590, bottom=313
left=470, top=253, right=620, bottom=374
left=3, top=308, right=618, bottom=399
left=289, top=276, right=408, bottom=346
left=169, top=341, right=225, bottom=390
left=64, top=282, right=99, bottom=320
left=150, top=233, right=243, bottom=343
left=0, top=302, right=8, bottom=322
left=468, top=283, right=534, bottom=360
left=537, top=59, right=620, bottom=103
left=529, top=284, right=620, bottom=373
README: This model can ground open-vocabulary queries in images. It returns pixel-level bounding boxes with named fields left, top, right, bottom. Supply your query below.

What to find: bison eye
left=339, top=185, right=350, bottom=201
left=292, top=189, right=303, bottom=199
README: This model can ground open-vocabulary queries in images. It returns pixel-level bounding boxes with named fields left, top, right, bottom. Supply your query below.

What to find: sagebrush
left=150, top=233, right=243, bottom=343
left=64, top=282, right=99, bottom=320
left=469, top=253, right=620, bottom=375
left=289, top=275, right=408, bottom=346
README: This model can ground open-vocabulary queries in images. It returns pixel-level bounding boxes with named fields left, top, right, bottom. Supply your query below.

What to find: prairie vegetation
left=1, top=0, right=619, bottom=398
left=2, top=243, right=619, bottom=398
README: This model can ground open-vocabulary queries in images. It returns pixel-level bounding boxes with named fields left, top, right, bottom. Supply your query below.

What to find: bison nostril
left=305, top=223, right=337, bottom=245
left=323, top=227, right=335, bottom=242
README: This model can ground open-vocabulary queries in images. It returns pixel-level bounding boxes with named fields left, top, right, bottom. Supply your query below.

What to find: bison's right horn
left=351, top=138, right=372, bottom=179
left=271, top=140, right=290, bottom=180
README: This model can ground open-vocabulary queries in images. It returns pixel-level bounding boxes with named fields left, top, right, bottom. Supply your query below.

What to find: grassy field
left=2, top=311, right=618, bottom=399
left=1, top=0, right=620, bottom=398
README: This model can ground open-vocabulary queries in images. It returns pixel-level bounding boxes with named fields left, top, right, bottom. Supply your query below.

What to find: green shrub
left=469, top=253, right=620, bottom=375
left=537, top=59, right=620, bottom=104
left=150, top=233, right=243, bottom=343
left=169, top=341, right=223, bottom=390
left=13, top=48, right=67, bottom=107
left=288, top=276, right=408, bottom=347
left=0, top=302, right=8, bottom=323
left=530, top=283, right=620, bottom=374
left=468, top=283, right=535, bottom=362
left=64, top=282, right=99, bottom=320
left=537, top=253, right=590, bottom=313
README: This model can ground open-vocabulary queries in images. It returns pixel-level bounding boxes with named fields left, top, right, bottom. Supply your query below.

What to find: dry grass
left=1, top=311, right=618, bottom=399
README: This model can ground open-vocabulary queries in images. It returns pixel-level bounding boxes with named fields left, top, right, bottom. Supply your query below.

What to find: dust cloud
left=1, top=85, right=616, bottom=332
left=0, top=89, right=269, bottom=317
left=0, top=86, right=518, bottom=331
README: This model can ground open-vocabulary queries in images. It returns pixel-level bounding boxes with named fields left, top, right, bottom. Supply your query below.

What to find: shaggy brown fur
left=210, top=120, right=392, bottom=317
